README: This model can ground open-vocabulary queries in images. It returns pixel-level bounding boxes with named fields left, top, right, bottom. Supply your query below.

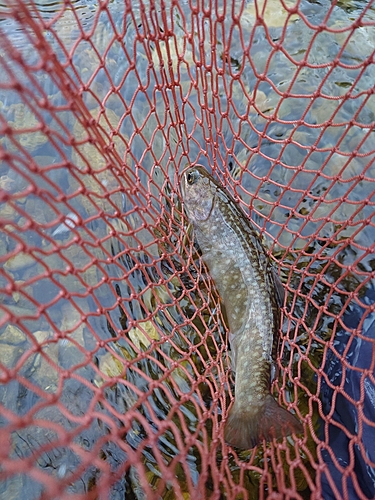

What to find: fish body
left=180, top=165, right=302, bottom=448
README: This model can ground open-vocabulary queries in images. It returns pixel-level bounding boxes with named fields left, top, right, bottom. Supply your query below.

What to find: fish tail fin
left=224, top=395, right=303, bottom=449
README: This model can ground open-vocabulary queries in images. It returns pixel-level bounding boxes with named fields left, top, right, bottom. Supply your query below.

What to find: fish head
left=180, top=165, right=216, bottom=223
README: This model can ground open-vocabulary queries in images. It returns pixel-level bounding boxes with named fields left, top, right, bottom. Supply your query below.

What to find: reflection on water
left=0, top=0, right=375, bottom=497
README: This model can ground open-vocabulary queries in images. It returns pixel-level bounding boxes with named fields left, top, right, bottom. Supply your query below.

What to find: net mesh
left=0, top=0, right=375, bottom=498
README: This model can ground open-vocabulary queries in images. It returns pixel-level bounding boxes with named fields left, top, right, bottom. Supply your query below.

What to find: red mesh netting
left=0, top=0, right=375, bottom=498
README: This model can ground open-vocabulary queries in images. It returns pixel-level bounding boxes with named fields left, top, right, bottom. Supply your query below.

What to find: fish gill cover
left=0, top=0, right=374, bottom=498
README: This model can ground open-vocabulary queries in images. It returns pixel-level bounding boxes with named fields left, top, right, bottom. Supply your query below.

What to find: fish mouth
left=179, top=165, right=190, bottom=199
left=179, top=164, right=217, bottom=221
left=179, top=173, right=187, bottom=199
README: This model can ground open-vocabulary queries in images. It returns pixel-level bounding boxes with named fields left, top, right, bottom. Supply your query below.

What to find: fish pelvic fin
left=224, top=395, right=303, bottom=449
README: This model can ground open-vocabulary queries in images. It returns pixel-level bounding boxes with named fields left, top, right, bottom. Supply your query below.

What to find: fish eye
left=186, top=170, right=198, bottom=185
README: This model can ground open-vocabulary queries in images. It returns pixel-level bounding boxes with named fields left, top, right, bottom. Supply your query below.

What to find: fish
left=180, top=165, right=303, bottom=449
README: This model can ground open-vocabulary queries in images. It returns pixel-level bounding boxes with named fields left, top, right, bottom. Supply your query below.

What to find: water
left=0, top=0, right=374, bottom=497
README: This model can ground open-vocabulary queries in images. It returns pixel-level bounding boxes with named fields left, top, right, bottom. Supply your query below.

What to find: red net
left=0, top=0, right=375, bottom=498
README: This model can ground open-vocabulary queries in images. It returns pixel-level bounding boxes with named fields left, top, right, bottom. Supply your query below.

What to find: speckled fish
left=180, top=165, right=302, bottom=449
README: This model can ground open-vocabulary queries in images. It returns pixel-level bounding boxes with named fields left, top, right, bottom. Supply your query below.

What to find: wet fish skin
left=180, top=165, right=302, bottom=448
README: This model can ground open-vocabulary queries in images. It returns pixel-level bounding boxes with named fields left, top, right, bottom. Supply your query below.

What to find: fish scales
left=180, top=165, right=302, bottom=449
